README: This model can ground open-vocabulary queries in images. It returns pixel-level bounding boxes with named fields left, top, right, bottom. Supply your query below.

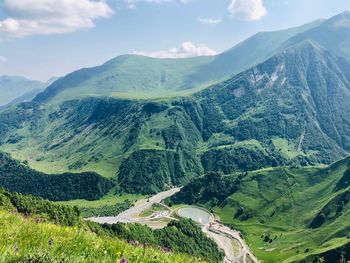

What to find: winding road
left=87, top=188, right=180, bottom=224
left=87, top=188, right=259, bottom=263
left=205, top=222, right=259, bottom=263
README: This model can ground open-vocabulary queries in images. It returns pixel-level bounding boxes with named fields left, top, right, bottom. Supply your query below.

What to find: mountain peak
left=326, top=10, right=350, bottom=28
left=340, top=10, right=350, bottom=16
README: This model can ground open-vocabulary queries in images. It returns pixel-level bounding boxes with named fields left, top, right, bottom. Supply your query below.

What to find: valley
left=171, top=158, right=350, bottom=262
left=0, top=188, right=217, bottom=263
left=88, top=188, right=258, bottom=263
left=87, top=188, right=181, bottom=224
left=1, top=10, right=350, bottom=263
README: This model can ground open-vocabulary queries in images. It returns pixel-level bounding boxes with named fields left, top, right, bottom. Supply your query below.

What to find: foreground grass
left=0, top=209, right=202, bottom=263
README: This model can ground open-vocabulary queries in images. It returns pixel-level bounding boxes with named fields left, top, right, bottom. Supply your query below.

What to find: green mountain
left=1, top=12, right=350, bottom=263
left=0, top=75, right=45, bottom=107
left=33, top=20, right=322, bottom=103
left=0, top=152, right=114, bottom=201
left=1, top=38, right=350, bottom=195
left=284, top=11, right=350, bottom=60
left=171, top=157, right=350, bottom=263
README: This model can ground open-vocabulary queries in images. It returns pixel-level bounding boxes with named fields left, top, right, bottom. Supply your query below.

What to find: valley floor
left=87, top=188, right=259, bottom=263
left=204, top=223, right=259, bottom=263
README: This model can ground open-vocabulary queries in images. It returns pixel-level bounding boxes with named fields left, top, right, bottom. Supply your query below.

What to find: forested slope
left=1, top=41, right=350, bottom=194
left=171, top=157, right=350, bottom=263
left=0, top=152, right=114, bottom=201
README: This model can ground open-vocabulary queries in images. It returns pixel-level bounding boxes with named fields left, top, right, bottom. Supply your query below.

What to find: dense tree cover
left=102, top=218, right=224, bottom=262
left=0, top=152, right=114, bottom=201
left=196, top=42, right=350, bottom=163
left=79, top=200, right=133, bottom=217
left=171, top=172, right=245, bottom=205
left=118, top=149, right=202, bottom=194
left=201, top=146, right=282, bottom=174
left=1, top=41, right=350, bottom=195
left=0, top=102, right=43, bottom=141
left=0, top=188, right=80, bottom=226
left=303, top=242, right=350, bottom=263
left=335, top=165, right=350, bottom=191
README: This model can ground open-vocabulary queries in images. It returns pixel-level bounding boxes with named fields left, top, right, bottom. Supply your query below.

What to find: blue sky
left=0, top=0, right=350, bottom=81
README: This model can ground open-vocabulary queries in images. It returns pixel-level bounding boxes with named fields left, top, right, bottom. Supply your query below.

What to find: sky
left=0, top=0, right=350, bottom=81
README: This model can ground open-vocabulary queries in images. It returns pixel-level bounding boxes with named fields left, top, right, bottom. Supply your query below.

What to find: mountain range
left=0, top=75, right=45, bottom=107
left=2, top=13, right=350, bottom=186
left=33, top=19, right=323, bottom=103
left=1, top=11, right=350, bottom=263
left=0, top=76, right=58, bottom=109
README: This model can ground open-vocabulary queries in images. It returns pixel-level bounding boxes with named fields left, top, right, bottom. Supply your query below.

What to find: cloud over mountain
left=133, top=41, right=217, bottom=58
left=124, top=0, right=188, bottom=9
left=197, top=17, right=223, bottom=25
left=228, top=0, right=267, bottom=21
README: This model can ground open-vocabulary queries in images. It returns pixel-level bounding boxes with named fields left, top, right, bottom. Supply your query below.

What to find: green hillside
left=0, top=152, right=114, bottom=201
left=2, top=39, right=350, bottom=195
left=33, top=20, right=322, bottom=104
left=171, top=157, right=350, bottom=263
left=284, top=11, right=350, bottom=61
left=1, top=11, right=350, bottom=263
left=0, top=188, right=211, bottom=263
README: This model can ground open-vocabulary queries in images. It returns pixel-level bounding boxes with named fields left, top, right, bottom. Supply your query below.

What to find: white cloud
left=228, top=0, right=267, bottom=21
left=197, top=17, right=222, bottom=25
left=0, top=0, right=113, bottom=40
left=133, top=42, right=217, bottom=58
left=0, top=56, right=7, bottom=62
left=124, top=0, right=188, bottom=9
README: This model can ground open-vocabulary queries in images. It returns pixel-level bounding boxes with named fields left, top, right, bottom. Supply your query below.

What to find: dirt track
left=205, top=222, right=259, bottom=263
left=87, top=188, right=259, bottom=263
left=87, top=188, right=180, bottom=224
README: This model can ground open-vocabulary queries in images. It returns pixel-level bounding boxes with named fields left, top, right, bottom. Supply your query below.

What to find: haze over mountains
left=1, top=11, right=350, bottom=263
left=0, top=76, right=45, bottom=107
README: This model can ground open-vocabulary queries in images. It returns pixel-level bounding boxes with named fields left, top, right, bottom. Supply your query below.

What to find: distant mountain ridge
left=0, top=75, right=45, bottom=107
left=2, top=36, right=350, bottom=193
left=1, top=12, right=350, bottom=190
left=1, top=12, right=350, bottom=263
left=33, top=19, right=324, bottom=103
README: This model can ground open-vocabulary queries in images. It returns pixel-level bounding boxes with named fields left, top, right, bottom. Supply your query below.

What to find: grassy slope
left=201, top=159, right=350, bottom=262
left=0, top=152, right=114, bottom=201
left=0, top=212, right=198, bottom=263
left=0, top=187, right=226, bottom=263
left=58, top=190, right=142, bottom=209
left=0, top=211, right=189, bottom=263
left=1, top=41, right=350, bottom=195
left=34, top=55, right=215, bottom=104
left=58, top=189, right=144, bottom=217
left=34, top=20, right=323, bottom=104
